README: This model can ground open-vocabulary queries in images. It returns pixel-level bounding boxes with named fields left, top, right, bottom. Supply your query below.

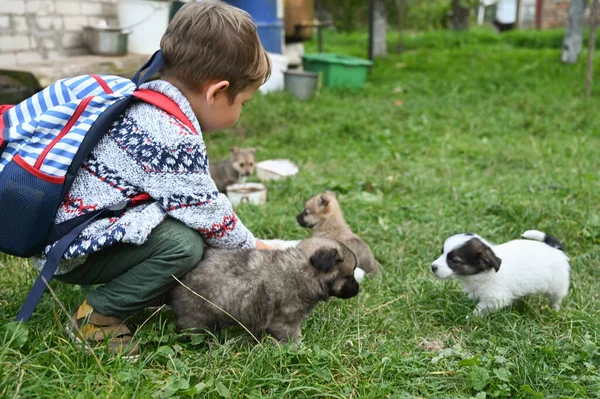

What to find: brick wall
left=541, top=0, right=570, bottom=29
left=0, top=0, right=118, bottom=67
left=541, top=0, right=599, bottom=30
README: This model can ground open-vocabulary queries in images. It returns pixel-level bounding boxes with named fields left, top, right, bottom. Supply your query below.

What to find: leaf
left=314, top=368, right=332, bottom=381
left=519, top=385, right=545, bottom=398
left=162, top=375, right=190, bottom=398
left=494, top=368, right=511, bottom=382
left=155, top=345, right=175, bottom=357
left=469, top=367, right=490, bottom=391
left=393, top=86, right=404, bottom=93
left=475, top=392, right=486, bottom=399
left=581, top=342, right=597, bottom=355
left=1, top=322, right=29, bottom=350
left=175, top=377, right=190, bottom=391
left=190, top=334, right=205, bottom=345
left=458, top=356, right=480, bottom=367
left=195, top=379, right=213, bottom=392
left=215, top=381, right=230, bottom=398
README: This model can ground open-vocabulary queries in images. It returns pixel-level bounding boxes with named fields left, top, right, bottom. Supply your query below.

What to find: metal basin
left=83, top=26, right=129, bottom=56
left=284, top=70, right=318, bottom=100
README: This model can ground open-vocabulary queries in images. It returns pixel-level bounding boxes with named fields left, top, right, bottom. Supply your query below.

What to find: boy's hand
left=256, top=240, right=275, bottom=250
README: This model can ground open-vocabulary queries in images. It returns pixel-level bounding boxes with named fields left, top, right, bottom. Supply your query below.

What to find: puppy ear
left=247, top=147, right=257, bottom=154
left=310, top=248, right=339, bottom=273
left=230, top=147, right=239, bottom=154
left=318, top=194, right=329, bottom=208
left=480, top=247, right=502, bottom=272
left=324, top=190, right=337, bottom=198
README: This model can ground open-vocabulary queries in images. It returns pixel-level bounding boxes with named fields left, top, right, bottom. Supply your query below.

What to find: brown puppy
left=167, top=238, right=359, bottom=344
left=296, top=191, right=380, bottom=276
left=209, top=147, right=256, bottom=192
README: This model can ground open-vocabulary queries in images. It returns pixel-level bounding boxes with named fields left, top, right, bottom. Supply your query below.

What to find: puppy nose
left=431, top=264, right=438, bottom=272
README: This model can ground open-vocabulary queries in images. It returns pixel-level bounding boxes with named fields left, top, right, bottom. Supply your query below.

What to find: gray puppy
left=167, top=237, right=360, bottom=344
left=210, top=147, right=256, bottom=192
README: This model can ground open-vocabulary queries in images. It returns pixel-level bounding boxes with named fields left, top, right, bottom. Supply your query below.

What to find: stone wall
left=541, top=0, right=569, bottom=29
left=541, top=0, right=599, bottom=29
left=0, top=0, right=118, bottom=67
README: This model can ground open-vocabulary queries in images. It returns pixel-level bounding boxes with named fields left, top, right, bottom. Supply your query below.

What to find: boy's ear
left=206, top=80, right=230, bottom=105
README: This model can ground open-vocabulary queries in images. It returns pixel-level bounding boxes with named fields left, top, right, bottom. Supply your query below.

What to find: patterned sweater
left=35, top=80, right=256, bottom=275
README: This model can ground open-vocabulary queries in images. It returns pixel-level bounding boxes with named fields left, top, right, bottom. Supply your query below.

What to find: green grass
left=305, top=27, right=600, bottom=55
left=2, top=31, right=600, bottom=398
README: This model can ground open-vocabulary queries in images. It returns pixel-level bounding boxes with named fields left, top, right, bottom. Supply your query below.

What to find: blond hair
left=160, top=1, right=271, bottom=100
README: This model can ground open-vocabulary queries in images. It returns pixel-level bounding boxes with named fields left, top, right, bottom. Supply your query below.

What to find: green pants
left=56, top=218, right=204, bottom=319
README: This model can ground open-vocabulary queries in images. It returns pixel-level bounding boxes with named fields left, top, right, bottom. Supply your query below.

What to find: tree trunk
left=450, top=0, right=470, bottom=31
left=372, top=0, right=387, bottom=57
left=562, top=0, right=586, bottom=63
left=585, top=0, right=600, bottom=96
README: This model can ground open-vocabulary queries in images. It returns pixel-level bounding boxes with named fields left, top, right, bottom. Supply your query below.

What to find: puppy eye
left=249, top=162, right=254, bottom=167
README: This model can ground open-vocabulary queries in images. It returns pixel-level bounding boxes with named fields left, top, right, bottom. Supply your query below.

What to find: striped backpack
left=0, top=50, right=196, bottom=322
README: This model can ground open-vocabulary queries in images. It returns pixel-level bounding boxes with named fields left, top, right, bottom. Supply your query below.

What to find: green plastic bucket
left=302, top=53, right=372, bottom=89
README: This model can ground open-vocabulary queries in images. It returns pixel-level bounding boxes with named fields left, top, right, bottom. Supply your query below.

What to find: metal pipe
left=317, top=0, right=323, bottom=52
left=535, top=0, right=544, bottom=29
left=368, top=0, right=374, bottom=60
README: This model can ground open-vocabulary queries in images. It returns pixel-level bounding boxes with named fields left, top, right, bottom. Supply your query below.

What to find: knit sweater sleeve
left=140, top=168, right=256, bottom=249
left=119, top=102, right=256, bottom=249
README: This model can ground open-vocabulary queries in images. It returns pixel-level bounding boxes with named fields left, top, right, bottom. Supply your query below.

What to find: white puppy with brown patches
left=431, top=230, right=571, bottom=317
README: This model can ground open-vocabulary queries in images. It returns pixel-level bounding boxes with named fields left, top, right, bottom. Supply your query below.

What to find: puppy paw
left=354, top=268, right=366, bottom=283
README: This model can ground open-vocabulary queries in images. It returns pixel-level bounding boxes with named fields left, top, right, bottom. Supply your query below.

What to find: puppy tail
left=521, top=230, right=565, bottom=252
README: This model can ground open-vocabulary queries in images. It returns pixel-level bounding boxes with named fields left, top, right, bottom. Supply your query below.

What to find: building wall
left=541, top=0, right=570, bottom=29
left=518, top=0, right=537, bottom=29
left=541, top=0, right=599, bottom=29
left=0, top=0, right=118, bottom=67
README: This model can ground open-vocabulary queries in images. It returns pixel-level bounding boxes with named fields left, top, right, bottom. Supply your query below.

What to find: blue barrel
left=223, top=0, right=284, bottom=54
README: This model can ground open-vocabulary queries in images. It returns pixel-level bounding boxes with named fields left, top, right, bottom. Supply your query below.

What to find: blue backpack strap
left=14, top=200, right=129, bottom=322
left=132, top=50, right=165, bottom=87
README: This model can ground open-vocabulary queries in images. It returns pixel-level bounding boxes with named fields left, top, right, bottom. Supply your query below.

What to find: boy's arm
left=255, top=240, right=274, bottom=250
left=139, top=171, right=256, bottom=249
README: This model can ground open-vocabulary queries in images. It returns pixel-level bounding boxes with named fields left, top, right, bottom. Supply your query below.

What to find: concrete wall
left=0, top=0, right=118, bottom=67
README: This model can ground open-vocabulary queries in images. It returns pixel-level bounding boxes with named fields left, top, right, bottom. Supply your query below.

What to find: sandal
left=66, top=300, right=140, bottom=362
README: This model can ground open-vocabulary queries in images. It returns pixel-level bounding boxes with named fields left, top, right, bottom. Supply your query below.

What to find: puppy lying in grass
left=209, top=147, right=256, bottom=192
left=168, top=238, right=360, bottom=344
left=297, top=191, right=381, bottom=277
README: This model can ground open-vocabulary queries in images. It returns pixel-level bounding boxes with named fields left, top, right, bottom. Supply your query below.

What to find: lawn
left=1, top=30, right=600, bottom=398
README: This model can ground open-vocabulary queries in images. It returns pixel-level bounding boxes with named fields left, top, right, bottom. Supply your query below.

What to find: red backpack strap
left=0, top=105, right=14, bottom=114
left=132, top=89, right=197, bottom=133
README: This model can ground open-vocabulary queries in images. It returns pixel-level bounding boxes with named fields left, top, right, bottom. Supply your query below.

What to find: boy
left=41, top=1, right=273, bottom=360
